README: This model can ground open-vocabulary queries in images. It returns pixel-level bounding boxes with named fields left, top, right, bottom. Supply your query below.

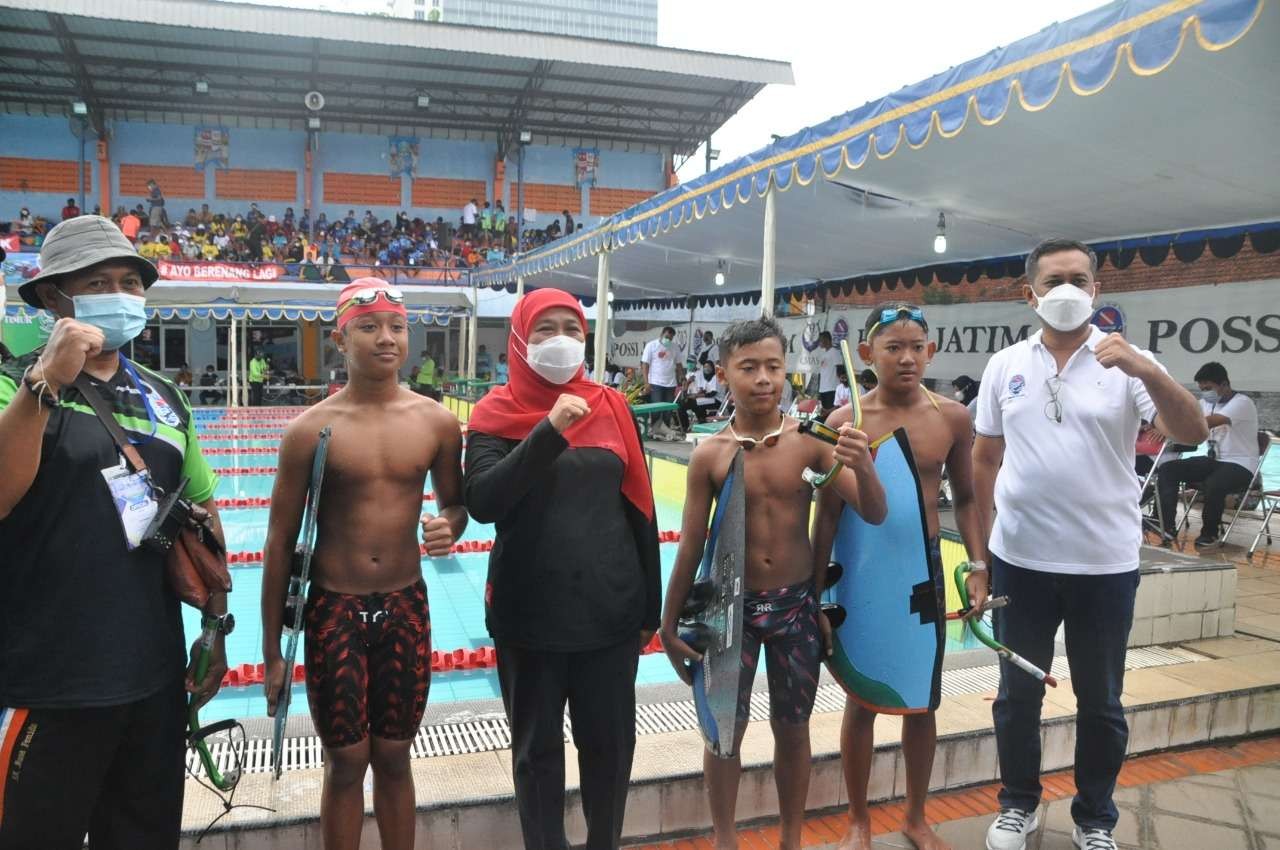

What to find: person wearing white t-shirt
left=677, top=361, right=720, bottom=430
left=461, top=198, right=478, bottom=237
left=816, top=331, right=841, bottom=410
left=1155, top=361, right=1260, bottom=548
left=974, top=239, right=1206, bottom=850
left=832, top=366, right=852, bottom=409
left=641, top=326, right=683, bottom=434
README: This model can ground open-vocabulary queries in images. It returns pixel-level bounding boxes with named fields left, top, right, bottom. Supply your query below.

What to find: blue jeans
left=991, top=557, right=1139, bottom=830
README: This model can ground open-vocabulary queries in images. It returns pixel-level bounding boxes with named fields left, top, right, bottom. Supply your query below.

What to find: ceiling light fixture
left=933, top=211, right=947, bottom=254
left=71, top=100, right=87, bottom=115
left=195, top=80, right=209, bottom=94
left=416, top=93, right=430, bottom=108
left=714, top=259, right=726, bottom=287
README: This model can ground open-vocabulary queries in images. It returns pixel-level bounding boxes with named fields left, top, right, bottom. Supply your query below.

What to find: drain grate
left=189, top=645, right=1206, bottom=778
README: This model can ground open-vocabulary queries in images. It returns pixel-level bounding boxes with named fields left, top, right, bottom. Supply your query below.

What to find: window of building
left=414, top=9, right=425, bottom=18
left=125, top=323, right=188, bottom=372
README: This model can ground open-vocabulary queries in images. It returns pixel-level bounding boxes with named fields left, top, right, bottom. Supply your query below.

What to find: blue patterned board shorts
left=736, top=581, right=821, bottom=726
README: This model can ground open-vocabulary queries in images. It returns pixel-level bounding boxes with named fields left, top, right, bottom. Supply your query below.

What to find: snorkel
left=801, top=339, right=861, bottom=487
left=188, top=629, right=241, bottom=791
left=954, top=562, right=1058, bottom=687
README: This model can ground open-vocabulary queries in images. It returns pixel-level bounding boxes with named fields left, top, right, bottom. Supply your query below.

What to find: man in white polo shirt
left=974, top=238, right=1206, bottom=850
left=1155, top=361, right=1260, bottom=548
left=641, top=326, right=683, bottom=437
left=816, top=330, right=841, bottom=412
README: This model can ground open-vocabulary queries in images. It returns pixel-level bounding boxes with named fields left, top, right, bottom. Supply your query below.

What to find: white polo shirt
left=976, top=326, right=1164, bottom=575
left=1204, top=393, right=1260, bottom=473
left=818, top=347, right=841, bottom=393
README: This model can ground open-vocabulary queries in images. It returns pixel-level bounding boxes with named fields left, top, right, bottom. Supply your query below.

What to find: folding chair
left=1139, top=440, right=1169, bottom=538
left=1221, top=432, right=1278, bottom=557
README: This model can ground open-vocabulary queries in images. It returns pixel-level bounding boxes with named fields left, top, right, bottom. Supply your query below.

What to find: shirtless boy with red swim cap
left=261, top=278, right=467, bottom=850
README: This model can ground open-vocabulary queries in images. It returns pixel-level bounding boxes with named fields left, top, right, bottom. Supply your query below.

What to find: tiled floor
left=625, top=736, right=1280, bottom=850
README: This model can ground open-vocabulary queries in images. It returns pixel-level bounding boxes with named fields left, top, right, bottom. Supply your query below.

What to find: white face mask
left=525, top=334, right=585, bottom=384
left=1032, top=283, right=1095, bottom=332
left=953, top=390, right=965, bottom=401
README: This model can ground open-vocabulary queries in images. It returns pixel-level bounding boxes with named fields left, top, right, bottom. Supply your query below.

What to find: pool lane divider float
left=220, top=634, right=669, bottom=689
left=222, top=529, right=684, bottom=565
left=213, top=493, right=436, bottom=510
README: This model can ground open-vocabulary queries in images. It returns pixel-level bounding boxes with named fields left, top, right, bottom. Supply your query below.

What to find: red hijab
left=468, top=289, right=653, bottom=521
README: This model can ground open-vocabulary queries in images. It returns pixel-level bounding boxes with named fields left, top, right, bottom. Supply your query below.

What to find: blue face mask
left=68, top=292, right=148, bottom=350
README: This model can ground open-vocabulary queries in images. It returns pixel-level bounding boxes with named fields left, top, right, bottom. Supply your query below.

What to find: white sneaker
left=1073, top=826, right=1117, bottom=850
left=986, top=809, right=1039, bottom=850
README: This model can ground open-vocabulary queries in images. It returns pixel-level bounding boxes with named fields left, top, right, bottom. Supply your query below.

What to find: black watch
left=202, top=612, right=235, bottom=636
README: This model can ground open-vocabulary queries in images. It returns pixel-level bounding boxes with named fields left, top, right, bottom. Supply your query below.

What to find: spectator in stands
left=146, top=179, right=166, bottom=229
left=61, top=197, right=80, bottom=221
left=641, top=326, right=683, bottom=437
left=247, top=203, right=262, bottom=223
left=246, top=216, right=266, bottom=262
left=563, top=210, right=575, bottom=235
left=816, top=330, right=841, bottom=411
left=248, top=349, right=268, bottom=406
left=199, top=366, right=224, bottom=405
left=480, top=201, right=492, bottom=234
left=183, top=208, right=199, bottom=227
left=462, top=198, right=478, bottom=237
left=119, top=208, right=142, bottom=243
left=1155, top=361, right=1260, bottom=547
left=494, top=201, right=507, bottom=234
left=199, top=203, right=213, bottom=226
left=299, top=208, right=311, bottom=234
left=678, top=358, right=721, bottom=430
left=18, top=207, right=34, bottom=236
left=858, top=368, right=878, bottom=395
left=175, top=362, right=193, bottom=398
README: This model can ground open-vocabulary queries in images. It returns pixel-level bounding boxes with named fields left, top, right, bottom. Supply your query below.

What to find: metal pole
left=516, top=144, right=525, bottom=254
left=760, top=182, right=777, bottom=318
left=228, top=314, right=238, bottom=408
left=240, top=318, right=249, bottom=407
left=515, top=275, right=524, bottom=298
left=77, top=118, right=87, bottom=214
left=468, top=293, right=479, bottom=380
left=457, top=314, right=467, bottom=383
left=704, top=138, right=711, bottom=175
left=593, top=252, right=610, bottom=383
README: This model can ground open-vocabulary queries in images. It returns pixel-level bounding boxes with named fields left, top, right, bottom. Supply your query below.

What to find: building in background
left=385, top=0, right=658, bottom=43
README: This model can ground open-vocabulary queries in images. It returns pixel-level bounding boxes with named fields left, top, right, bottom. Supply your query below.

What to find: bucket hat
left=17, top=215, right=158, bottom=308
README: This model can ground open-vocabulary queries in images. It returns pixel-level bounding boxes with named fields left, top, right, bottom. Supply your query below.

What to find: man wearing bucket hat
left=0, top=216, right=229, bottom=849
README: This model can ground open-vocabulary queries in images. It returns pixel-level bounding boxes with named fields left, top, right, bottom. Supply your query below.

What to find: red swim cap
left=336, top=278, right=407, bottom=329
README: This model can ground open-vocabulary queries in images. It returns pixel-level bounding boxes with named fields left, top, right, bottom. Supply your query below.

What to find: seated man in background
left=1155, top=361, right=1259, bottom=548
left=678, top=358, right=721, bottom=430
left=199, top=365, right=224, bottom=406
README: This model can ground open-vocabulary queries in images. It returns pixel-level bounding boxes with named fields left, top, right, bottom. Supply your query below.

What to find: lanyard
left=118, top=356, right=158, bottom=446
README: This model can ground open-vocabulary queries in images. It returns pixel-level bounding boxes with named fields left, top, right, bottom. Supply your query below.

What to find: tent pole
left=240, top=319, right=249, bottom=407
left=457, top=313, right=468, bottom=382
left=760, top=182, right=777, bottom=318
left=228, top=315, right=237, bottom=408
left=516, top=275, right=524, bottom=298
left=468, top=285, right=479, bottom=380
left=593, top=251, right=610, bottom=383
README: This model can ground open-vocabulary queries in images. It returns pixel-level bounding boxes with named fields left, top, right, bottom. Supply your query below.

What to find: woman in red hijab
left=465, top=288, right=659, bottom=850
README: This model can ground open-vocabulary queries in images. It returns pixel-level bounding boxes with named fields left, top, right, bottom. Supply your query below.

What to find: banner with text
left=157, top=261, right=284, bottom=282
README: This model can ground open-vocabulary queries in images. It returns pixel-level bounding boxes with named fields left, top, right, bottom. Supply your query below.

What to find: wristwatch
left=202, top=612, right=236, bottom=636
left=967, top=560, right=989, bottom=573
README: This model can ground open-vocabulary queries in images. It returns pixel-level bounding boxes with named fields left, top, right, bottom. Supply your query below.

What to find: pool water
left=189, top=411, right=985, bottom=723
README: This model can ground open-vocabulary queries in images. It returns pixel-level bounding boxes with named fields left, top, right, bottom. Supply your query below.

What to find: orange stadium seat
left=0, top=157, right=92, bottom=193
left=323, top=172, right=402, bottom=206
left=216, top=168, right=298, bottom=202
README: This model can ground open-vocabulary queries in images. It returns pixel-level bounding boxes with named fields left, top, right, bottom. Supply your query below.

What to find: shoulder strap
left=73, top=375, right=148, bottom=474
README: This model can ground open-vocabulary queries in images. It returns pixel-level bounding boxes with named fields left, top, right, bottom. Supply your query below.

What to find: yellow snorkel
left=800, top=339, right=861, bottom=488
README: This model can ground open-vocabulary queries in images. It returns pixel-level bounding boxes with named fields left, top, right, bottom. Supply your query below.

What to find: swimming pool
left=188, top=409, right=986, bottom=723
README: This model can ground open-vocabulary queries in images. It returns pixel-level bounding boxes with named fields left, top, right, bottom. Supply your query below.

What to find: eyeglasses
left=336, top=287, right=404, bottom=317
left=866, top=305, right=927, bottom=340
left=1044, top=374, right=1064, bottom=424
left=727, top=415, right=786, bottom=450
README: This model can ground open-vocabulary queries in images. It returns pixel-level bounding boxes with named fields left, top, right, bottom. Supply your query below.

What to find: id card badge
left=102, top=460, right=158, bottom=550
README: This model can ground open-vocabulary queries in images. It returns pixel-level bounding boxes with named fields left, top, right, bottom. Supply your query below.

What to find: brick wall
left=411, top=177, right=486, bottom=209
left=119, top=164, right=204, bottom=199
left=322, top=172, right=402, bottom=206
left=0, top=157, right=92, bottom=193
left=216, top=169, right=297, bottom=202
left=522, top=182, right=580, bottom=215
left=590, top=187, right=652, bottom=216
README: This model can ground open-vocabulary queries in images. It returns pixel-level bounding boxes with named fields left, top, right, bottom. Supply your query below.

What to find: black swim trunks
left=736, top=581, right=821, bottom=726
left=304, top=579, right=431, bottom=748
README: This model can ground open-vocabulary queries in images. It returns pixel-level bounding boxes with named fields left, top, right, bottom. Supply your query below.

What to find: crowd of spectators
left=7, top=187, right=585, bottom=273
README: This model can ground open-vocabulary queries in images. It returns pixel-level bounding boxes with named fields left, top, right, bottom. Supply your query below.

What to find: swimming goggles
left=866, top=304, right=927, bottom=340
left=727, top=414, right=786, bottom=450
left=336, top=286, right=405, bottom=317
